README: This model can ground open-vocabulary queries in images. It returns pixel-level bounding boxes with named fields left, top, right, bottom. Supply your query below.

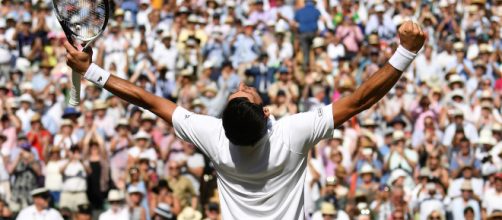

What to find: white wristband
left=388, top=45, right=417, bottom=72
left=84, top=63, right=110, bottom=88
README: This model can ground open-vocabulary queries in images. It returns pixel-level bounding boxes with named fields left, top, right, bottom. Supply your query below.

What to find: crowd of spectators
left=0, top=0, right=502, bottom=219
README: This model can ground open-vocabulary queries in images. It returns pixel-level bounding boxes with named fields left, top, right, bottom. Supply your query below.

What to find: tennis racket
left=52, top=0, right=110, bottom=106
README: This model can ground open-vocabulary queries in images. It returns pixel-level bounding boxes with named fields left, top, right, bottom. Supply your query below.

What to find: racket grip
left=69, top=70, right=81, bottom=106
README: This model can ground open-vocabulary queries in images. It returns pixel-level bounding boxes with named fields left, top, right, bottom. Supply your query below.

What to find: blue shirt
left=294, top=3, right=320, bottom=33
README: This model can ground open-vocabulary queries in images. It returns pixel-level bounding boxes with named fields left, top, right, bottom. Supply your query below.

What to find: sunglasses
left=428, top=216, right=441, bottom=220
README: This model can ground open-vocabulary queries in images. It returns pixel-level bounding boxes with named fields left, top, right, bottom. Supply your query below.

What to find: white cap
left=108, top=189, right=125, bottom=201
left=141, top=111, right=157, bottom=121
left=134, top=130, right=151, bottom=140
left=19, top=94, right=34, bottom=104
left=375, top=4, right=385, bottom=12
left=127, top=185, right=144, bottom=195
left=359, top=163, right=375, bottom=175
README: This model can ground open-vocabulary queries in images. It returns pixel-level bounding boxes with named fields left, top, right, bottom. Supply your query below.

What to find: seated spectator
left=16, top=188, right=63, bottom=220
left=99, top=190, right=129, bottom=220
left=128, top=186, right=147, bottom=220
left=153, top=203, right=176, bottom=220
left=450, top=181, right=481, bottom=220
left=311, top=202, right=349, bottom=220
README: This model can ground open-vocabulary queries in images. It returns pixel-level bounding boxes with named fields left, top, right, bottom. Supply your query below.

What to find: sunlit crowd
left=0, top=0, right=502, bottom=219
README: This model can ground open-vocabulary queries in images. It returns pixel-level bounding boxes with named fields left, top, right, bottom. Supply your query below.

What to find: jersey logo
left=185, top=114, right=191, bottom=119
left=317, top=108, right=323, bottom=117
left=97, top=76, right=103, bottom=82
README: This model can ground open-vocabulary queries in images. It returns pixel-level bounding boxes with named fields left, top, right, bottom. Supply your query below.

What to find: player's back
left=172, top=104, right=334, bottom=219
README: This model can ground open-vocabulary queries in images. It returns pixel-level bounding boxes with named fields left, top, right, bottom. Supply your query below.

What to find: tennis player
left=65, top=21, right=425, bottom=219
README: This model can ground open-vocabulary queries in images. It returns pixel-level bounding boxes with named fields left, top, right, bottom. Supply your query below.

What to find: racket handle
left=69, top=70, right=81, bottom=106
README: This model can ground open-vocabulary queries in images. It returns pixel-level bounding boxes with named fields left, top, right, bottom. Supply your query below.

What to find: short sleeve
left=279, top=104, right=334, bottom=154
left=172, top=107, right=223, bottom=158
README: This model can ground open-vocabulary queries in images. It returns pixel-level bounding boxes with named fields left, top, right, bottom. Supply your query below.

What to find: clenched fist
left=64, top=41, right=93, bottom=73
left=398, top=21, right=426, bottom=53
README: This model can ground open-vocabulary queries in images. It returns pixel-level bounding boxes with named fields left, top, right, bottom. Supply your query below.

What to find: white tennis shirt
left=172, top=104, right=334, bottom=219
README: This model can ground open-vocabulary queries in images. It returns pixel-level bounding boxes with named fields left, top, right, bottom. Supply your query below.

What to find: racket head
left=52, top=0, right=110, bottom=44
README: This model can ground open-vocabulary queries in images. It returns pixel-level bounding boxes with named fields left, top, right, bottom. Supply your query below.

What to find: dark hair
left=464, top=206, right=474, bottom=215
left=222, top=98, right=267, bottom=146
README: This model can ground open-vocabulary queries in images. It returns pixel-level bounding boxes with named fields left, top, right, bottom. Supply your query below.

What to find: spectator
left=16, top=188, right=63, bottom=220
left=167, top=160, right=198, bottom=211
left=59, top=146, right=90, bottom=211
left=294, top=0, right=320, bottom=71
left=9, top=141, right=41, bottom=211
left=450, top=181, right=481, bottom=220
left=99, top=189, right=129, bottom=220
left=153, top=202, right=176, bottom=220
left=0, top=1, right=501, bottom=219
left=128, top=186, right=147, bottom=220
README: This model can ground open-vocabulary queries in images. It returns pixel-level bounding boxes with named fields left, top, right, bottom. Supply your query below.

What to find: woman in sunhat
left=44, top=146, right=64, bottom=206
left=110, top=118, right=132, bottom=187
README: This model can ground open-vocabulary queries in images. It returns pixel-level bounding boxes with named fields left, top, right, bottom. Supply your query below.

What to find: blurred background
left=0, top=0, right=502, bottom=219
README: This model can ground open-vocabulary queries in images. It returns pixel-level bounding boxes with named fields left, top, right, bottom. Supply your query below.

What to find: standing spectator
left=109, top=118, right=132, bottom=188
left=384, top=131, right=418, bottom=174
left=178, top=142, right=204, bottom=197
left=27, top=113, right=50, bottom=162
left=53, top=119, right=77, bottom=158
left=93, top=100, right=116, bottom=139
left=59, top=146, right=90, bottom=211
left=166, top=161, right=198, bottom=211
left=128, top=186, right=147, bottom=220
left=15, top=188, right=63, bottom=220
left=83, top=129, right=110, bottom=212
left=16, top=93, right=35, bottom=133
left=294, top=0, right=320, bottom=71
left=44, top=146, right=63, bottom=206
left=335, top=16, right=364, bottom=58
left=365, top=5, right=396, bottom=41
left=9, top=142, right=41, bottom=211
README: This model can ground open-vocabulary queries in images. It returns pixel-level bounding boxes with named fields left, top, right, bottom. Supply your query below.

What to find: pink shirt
left=335, top=26, right=364, bottom=53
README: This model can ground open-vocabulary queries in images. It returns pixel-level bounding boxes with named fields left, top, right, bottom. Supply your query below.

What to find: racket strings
left=54, top=0, right=107, bottom=40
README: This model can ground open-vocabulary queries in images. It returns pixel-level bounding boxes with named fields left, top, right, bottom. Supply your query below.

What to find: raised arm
left=64, top=42, right=177, bottom=125
left=332, top=21, right=425, bottom=128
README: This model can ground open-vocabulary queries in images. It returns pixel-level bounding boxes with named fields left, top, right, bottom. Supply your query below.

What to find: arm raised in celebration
left=64, top=42, right=177, bottom=125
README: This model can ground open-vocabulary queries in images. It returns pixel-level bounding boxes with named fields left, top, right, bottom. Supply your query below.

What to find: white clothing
left=420, top=198, right=446, bottom=220
left=173, top=104, right=334, bottom=219
left=16, top=108, right=35, bottom=133
left=16, top=205, right=63, bottom=220
left=99, top=208, right=130, bottom=220
left=311, top=209, right=350, bottom=220
left=482, top=191, right=502, bottom=215
left=448, top=178, right=484, bottom=198
left=128, top=146, right=158, bottom=161
left=45, top=161, right=64, bottom=191
left=450, top=197, right=481, bottom=220
left=61, top=161, right=87, bottom=192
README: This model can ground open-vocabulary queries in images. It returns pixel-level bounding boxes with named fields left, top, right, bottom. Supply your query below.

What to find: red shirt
left=27, top=129, right=51, bottom=161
